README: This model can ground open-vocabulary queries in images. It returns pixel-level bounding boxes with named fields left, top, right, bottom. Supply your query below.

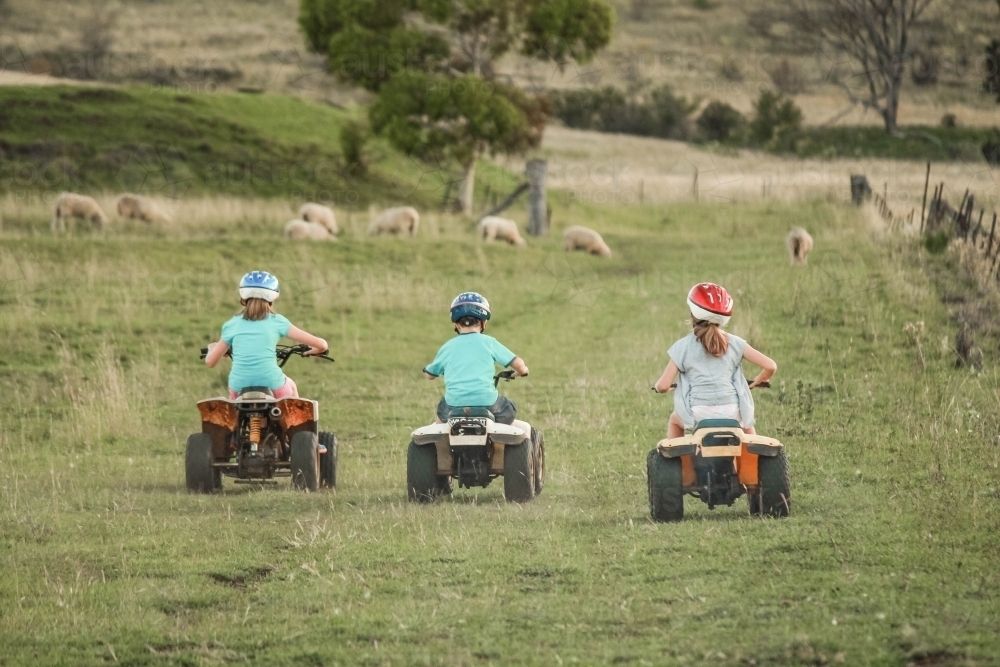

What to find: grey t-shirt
left=667, top=332, right=747, bottom=407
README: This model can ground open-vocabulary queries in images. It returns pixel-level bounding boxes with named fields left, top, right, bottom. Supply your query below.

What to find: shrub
left=940, top=113, right=957, bottom=128
left=340, top=120, right=370, bottom=174
left=749, top=90, right=803, bottom=150
left=766, top=59, right=807, bottom=95
left=983, top=39, right=1000, bottom=103
left=551, top=85, right=694, bottom=140
left=696, top=101, right=745, bottom=142
left=911, top=50, right=939, bottom=86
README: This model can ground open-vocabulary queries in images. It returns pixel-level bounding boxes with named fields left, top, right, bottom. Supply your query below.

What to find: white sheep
left=479, top=216, right=527, bottom=247
left=563, top=225, right=612, bottom=258
left=367, top=206, right=420, bottom=237
left=116, top=194, right=172, bottom=224
left=299, top=203, right=337, bottom=236
left=52, top=192, right=108, bottom=232
left=786, top=227, right=813, bottom=266
left=284, top=219, right=337, bottom=241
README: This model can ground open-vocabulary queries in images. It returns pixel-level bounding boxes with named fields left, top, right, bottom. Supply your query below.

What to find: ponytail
left=241, top=297, right=273, bottom=321
left=692, top=317, right=729, bottom=357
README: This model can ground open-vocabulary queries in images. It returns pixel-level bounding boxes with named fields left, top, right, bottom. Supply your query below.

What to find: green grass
left=2, top=194, right=999, bottom=666
left=0, top=85, right=521, bottom=208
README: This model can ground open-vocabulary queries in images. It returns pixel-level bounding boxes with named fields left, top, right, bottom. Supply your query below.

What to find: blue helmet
left=239, top=271, right=280, bottom=302
left=450, top=292, right=491, bottom=322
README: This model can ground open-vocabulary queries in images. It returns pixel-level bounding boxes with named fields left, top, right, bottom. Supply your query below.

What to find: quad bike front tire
left=757, top=450, right=790, bottom=517
left=647, top=449, right=684, bottom=522
left=319, top=432, right=338, bottom=489
left=503, top=440, right=536, bottom=503
left=186, top=433, right=221, bottom=493
left=531, top=428, right=546, bottom=496
left=407, top=440, right=440, bottom=503
left=290, top=432, right=320, bottom=492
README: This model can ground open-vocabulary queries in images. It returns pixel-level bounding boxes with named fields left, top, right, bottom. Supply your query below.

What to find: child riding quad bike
left=647, top=380, right=789, bottom=521
left=408, top=369, right=545, bottom=502
left=407, top=292, right=544, bottom=503
left=647, top=282, right=789, bottom=521
left=188, top=343, right=337, bottom=492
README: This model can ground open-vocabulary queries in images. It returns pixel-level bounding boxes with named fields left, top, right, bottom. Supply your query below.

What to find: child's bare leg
left=668, top=413, right=685, bottom=438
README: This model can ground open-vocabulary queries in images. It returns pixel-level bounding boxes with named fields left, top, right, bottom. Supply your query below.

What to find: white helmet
left=239, top=271, right=280, bottom=302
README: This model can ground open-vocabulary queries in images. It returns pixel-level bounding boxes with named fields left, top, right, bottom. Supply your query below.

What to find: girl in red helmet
left=652, top=283, right=777, bottom=437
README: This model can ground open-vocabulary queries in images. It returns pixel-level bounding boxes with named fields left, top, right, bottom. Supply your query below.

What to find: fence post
left=972, top=209, right=984, bottom=245
left=526, top=158, right=548, bottom=237
left=920, top=162, right=930, bottom=232
left=987, top=213, right=997, bottom=258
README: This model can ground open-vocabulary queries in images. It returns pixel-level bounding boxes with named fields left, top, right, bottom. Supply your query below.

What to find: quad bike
left=407, top=370, right=545, bottom=503
left=187, top=344, right=336, bottom=493
left=647, top=380, right=789, bottom=521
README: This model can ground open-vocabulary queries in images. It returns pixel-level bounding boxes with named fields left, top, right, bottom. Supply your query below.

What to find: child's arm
left=509, top=357, right=529, bottom=377
left=744, top=345, right=777, bottom=388
left=287, top=325, right=328, bottom=356
left=653, top=360, right=678, bottom=393
left=205, top=339, right=230, bottom=368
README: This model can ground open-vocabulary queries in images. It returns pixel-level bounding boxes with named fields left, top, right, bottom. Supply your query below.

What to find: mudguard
left=656, top=426, right=783, bottom=458
left=410, top=421, right=528, bottom=446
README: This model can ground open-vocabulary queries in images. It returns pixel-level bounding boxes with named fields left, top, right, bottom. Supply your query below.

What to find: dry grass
left=509, top=125, right=1000, bottom=207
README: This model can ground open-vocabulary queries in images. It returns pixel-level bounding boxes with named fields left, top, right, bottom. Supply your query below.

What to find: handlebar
left=654, top=378, right=770, bottom=393
left=494, top=369, right=519, bottom=387
left=200, top=344, right=334, bottom=368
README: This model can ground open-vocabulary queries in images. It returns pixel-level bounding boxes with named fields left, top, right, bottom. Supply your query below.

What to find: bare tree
left=783, top=0, right=935, bottom=133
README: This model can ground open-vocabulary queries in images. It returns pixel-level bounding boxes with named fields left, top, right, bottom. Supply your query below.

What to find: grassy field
left=2, top=191, right=1000, bottom=665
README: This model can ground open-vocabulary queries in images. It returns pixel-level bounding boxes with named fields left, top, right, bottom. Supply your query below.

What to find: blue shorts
left=436, top=395, right=517, bottom=424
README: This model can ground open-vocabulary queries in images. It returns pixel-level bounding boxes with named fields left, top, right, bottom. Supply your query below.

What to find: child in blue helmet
left=423, top=292, right=529, bottom=424
left=204, top=271, right=328, bottom=399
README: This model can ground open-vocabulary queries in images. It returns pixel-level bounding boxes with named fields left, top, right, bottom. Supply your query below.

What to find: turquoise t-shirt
left=221, top=313, right=292, bottom=391
left=424, top=332, right=517, bottom=407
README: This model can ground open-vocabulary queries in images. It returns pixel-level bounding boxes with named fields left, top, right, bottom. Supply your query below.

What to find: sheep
left=367, top=206, right=419, bottom=237
left=478, top=216, right=526, bottom=247
left=116, top=194, right=172, bottom=224
left=299, top=203, right=337, bottom=236
left=51, top=192, right=107, bottom=233
left=284, top=219, right=337, bottom=241
left=563, top=225, right=612, bottom=258
left=786, top=227, right=813, bottom=266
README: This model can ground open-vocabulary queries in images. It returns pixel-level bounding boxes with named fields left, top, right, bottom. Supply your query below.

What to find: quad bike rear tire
left=647, top=449, right=684, bottom=522
left=186, top=433, right=220, bottom=493
left=757, top=450, right=790, bottom=517
left=319, top=432, right=338, bottom=489
left=531, top=428, right=546, bottom=496
left=407, top=440, right=440, bottom=503
left=290, top=432, right=320, bottom=492
left=503, top=440, right=536, bottom=503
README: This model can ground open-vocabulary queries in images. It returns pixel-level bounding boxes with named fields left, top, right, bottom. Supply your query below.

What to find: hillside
left=0, top=85, right=520, bottom=209
left=2, top=0, right=998, bottom=127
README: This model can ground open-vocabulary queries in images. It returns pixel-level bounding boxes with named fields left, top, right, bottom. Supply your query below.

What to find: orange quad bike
left=188, top=344, right=336, bottom=493
left=646, top=381, right=789, bottom=521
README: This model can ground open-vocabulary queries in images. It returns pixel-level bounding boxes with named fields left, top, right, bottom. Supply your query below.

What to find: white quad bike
left=407, top=370, right=545, bottom=503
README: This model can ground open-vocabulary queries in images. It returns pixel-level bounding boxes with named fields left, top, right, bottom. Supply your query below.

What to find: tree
left=301, top=0, right=614, bottom=214
left=776, top=0, right=935, bottom=134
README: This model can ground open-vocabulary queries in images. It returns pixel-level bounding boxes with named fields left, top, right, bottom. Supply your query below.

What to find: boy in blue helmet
left=423, top=292, right=529, bottom=424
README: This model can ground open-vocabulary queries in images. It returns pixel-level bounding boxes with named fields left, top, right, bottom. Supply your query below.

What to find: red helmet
left=687, top=283, right=733, bottom=326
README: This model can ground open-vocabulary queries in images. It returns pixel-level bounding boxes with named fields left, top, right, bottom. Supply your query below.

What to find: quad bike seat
left=693, top=418, right=743, bottom=447
left=448, top=407, right=495, bottom=420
